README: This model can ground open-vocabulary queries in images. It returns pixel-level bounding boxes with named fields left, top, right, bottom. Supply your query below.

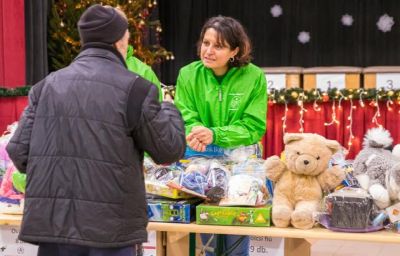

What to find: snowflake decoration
left=298, top=31, right=311, bottom=44
left=341, top=14, right=354, bottom=26
left=270, top=5, right=283, bottom=18
left=377, top=14, right=395, bottom=33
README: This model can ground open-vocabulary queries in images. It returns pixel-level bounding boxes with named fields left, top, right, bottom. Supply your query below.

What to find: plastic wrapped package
left=224, top=144, right=261, bottom=163
left=219, top=174, right=267, bottom=206
left=231, top=158, right=265, bottom=181
left=145, top=164, right=193, bottom=199
left=326, top=187, right=374, bottom=229
left=0, top=123, right=18, bottom=178
left=178, top=171, right=208, bottom=195
left=205, top=160, right=230, bottom=203
left=184, top=158, right=211, bottom=175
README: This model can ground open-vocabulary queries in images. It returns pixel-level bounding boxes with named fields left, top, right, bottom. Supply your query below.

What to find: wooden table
left=2, top=214, right=400, bottom=256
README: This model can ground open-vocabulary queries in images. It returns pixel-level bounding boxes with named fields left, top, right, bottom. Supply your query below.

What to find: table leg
left=284, top=238, right=310, bottom=256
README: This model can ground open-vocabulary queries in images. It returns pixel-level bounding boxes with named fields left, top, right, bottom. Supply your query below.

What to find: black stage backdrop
left=158, top=0, right=400, bottom=84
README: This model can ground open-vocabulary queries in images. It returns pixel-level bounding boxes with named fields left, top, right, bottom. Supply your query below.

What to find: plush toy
left=264, top=133, right=345, bottom=229
left=353, top=127, right=400, bottom=209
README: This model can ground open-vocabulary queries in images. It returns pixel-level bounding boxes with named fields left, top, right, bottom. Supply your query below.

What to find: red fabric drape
left=0, top=0, right=25, bottom=87
left=263, top=100, right=400, bottom=160
left=0, top=96, right=27, bottom=133
left=0, top=0, right=26, bottom=133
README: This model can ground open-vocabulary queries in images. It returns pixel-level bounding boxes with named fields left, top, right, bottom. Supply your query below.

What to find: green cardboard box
left=196, top=204, right=271, bottom=227
left=147, top=198, right=203, bottom=223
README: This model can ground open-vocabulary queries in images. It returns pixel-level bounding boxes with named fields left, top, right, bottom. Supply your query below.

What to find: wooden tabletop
left=2, top=214, right=399, bottom=244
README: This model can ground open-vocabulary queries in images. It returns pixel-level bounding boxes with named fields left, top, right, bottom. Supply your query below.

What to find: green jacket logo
left=229, top=94, right=243, bottom=110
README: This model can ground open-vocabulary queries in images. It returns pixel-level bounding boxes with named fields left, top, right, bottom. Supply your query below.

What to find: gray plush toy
left=353, top=127, right=400, bottom=209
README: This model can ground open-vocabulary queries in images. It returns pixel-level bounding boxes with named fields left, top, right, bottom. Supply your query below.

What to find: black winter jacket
left=6, top=45, right=186, bottom=248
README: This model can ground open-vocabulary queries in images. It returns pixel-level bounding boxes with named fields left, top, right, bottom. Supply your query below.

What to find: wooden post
left=284, top=238, right=311, bottom=256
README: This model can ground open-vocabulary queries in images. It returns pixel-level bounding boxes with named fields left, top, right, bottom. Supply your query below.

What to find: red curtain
left=0, top=0, right=25, bottom=87
left=0, top=0, right=26, bottom=133
left=0, top=96, right=27, bottom=133
left=263, top=100, right=400, bottom=160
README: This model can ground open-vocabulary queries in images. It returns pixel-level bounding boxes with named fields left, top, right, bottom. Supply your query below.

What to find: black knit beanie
left=78, top=4, right=128, bottom=44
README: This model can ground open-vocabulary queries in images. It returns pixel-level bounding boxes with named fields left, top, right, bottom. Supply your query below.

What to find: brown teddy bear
left=264, top=133, right=346, bottom=229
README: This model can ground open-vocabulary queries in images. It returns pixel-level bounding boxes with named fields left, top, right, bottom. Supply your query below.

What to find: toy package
left=0, top=123, right=25, bottom=214
left=325, top=187, right=375, bottom=230
left=219, top=174, right=267, bottom=207
left=196, top=203, right=271, bottom=227
left=145, top=160, right=193, bottom=199
left=147, top=197, right=203, bottom=223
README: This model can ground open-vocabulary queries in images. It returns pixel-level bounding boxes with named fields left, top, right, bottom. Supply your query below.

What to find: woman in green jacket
left=175, top=16, right=267, bottom=256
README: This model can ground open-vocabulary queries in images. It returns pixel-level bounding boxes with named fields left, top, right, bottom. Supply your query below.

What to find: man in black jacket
left=6, top=4, right=186, bottom=256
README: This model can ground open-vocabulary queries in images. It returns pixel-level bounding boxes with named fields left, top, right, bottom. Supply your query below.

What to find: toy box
left=196, top=204, right=271, bottom=227
left=147, top=198, right=203, bottom=223
left=145, top=181, right=193, bottom=199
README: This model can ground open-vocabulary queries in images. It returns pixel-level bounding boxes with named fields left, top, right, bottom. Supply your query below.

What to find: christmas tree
left=48, top=0, right=173, bottom=71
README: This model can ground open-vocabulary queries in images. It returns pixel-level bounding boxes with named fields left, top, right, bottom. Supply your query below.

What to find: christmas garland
left=268, top=87, right=400, bottom=104
left=1, top=86, right=400, bottom=103
left=0, top=86, right=32, bottom=97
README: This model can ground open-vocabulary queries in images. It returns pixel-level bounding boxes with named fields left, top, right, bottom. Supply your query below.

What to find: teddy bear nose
left=304, top=160, right=309, bottom=165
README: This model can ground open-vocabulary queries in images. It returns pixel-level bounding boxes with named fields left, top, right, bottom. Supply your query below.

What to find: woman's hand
left=189, top=126, right=213, bottom=145
left=186, top=126, right=213, bottom=152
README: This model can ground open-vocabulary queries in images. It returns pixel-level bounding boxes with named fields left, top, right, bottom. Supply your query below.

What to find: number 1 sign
left=316, top=74, right=346, bottom=91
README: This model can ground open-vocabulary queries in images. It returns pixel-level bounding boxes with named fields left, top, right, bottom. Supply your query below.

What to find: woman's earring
left=229, top=57, right=235, bottom=63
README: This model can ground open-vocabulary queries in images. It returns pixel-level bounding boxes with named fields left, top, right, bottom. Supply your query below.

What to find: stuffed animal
left=353, top=127, right=400, bottom=209
left=264, top=133, right=345, bottom=229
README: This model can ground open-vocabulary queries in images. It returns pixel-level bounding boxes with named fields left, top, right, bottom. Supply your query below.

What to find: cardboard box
left=147, top=198, right=202, bottom=223
left=196, top=204, right=271, bottom=227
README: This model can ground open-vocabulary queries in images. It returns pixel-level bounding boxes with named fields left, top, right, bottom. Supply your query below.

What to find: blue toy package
left=184, top=144, right=225, bottom=159
left=147, top=198, right=203, bottom=223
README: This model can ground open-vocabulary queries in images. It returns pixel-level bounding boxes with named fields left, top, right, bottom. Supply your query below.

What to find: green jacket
left=126, top=45, right=162, bottom=101
left=175, top=60, right=267, bottom=148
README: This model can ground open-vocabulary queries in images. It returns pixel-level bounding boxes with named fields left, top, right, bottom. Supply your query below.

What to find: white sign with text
left=265, top=74, right=286, bottom=91
left=376, top=73, right=400, bottom=89
left=316, top=74, right=345, bottom=91
left=0, top=226, right=38, bottom=256
left=249, top=236, right=284, bottom=256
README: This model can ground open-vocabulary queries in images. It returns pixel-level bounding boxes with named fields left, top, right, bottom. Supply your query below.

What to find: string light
left=371, top=95, right=382, bottom=128
left=313, top=90, right=321, bottom=111
left=298, top=93, right=307, bottom=133
left=346, top=98, right=355, bottom=149
left=324, top=100, right=340, bottom=126
left=281, top=100, right=288, bottom=133
left=358, top=88, right=365, bottom=108
left=387, top=96, right=394, bottom=112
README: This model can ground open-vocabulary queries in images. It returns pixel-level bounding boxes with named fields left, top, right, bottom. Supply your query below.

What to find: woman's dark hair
left=197, top=16, right=252, bottom=67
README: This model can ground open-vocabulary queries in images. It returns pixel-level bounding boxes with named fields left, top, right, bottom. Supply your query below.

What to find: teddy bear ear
left=325, top=139, right=341, bottom=154
left=283, top=133, right=304, bottom=145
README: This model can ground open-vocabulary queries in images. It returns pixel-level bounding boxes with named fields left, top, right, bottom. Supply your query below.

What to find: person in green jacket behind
left=126, top=45, right=163, bottom=101
left=114, top=6, right=163, bottom=101
left=175, top=16, right=267, bottom=256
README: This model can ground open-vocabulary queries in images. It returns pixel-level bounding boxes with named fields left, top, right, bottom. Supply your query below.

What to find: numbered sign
left=265, top=74, right=286, bottom=91
left=316, top=74, right=345, bottom=91
left=0, top=226, right=38, bottom=256
left=376, top=73, right=400, bottom=89
left=249, top=236, right=284, bottom=256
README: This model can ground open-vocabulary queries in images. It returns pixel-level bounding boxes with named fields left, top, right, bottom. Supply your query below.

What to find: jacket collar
left=75, top=42, right=127, bottom=69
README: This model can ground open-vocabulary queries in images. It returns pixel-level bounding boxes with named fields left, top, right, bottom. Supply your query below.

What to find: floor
left=311, top=239, right=400, bottom=256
